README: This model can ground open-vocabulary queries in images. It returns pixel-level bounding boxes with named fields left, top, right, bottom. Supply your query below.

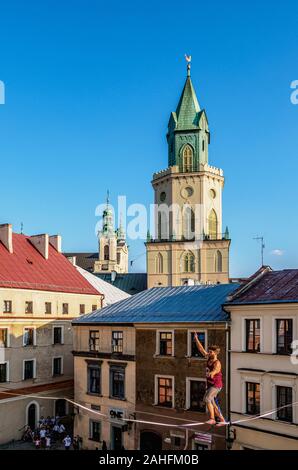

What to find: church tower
left=94, top=193, right=129, bottom=274
left=146, top=59, right=230, bottom=287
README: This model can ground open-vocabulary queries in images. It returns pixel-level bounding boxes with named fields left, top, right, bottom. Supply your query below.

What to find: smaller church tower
left=94, top=192, right=128, bottom=274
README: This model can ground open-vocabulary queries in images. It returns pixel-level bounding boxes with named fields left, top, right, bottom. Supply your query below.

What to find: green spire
left=102, top=190, right=114, bottom=236
left=175, top=75, right=201, bottom=130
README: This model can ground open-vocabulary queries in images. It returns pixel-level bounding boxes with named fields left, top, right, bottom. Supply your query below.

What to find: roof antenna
left=20, top=222, right=24, bottom=234
left=253, top=236, right=265, bottom=266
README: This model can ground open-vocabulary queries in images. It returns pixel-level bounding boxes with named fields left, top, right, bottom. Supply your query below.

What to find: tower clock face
left=160, top=191, right=166, bottom=202
left=181, top=186, right=194, bottom=199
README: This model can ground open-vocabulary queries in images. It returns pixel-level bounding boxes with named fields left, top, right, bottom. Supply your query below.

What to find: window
left=0, top=363, right=8, bottom=382
left=156, top=253, right=163, bottom=274
left=89, top=420, right=101, bottom=441
left=89, top=331, right=99, bottom=351
left=24, top=360, right=35, bottom=380
left=80, top=304, right=85, bottom=315
left=53, top=357, right=62, bottom=376
left=23, top=328, right=35, bottom=346
left=88, top=364, right=101, bottom=395
left=208, top=210, right=217, bottom=239
left=215, top=250, right=222, bottom=273
left=190, top=331, right=206, bottom=358
left=117, top=253, right=121, bottom=265
left=276, top=319, right=293, bottom=355
left=159, top=332, right=173, bottom=356
left=53, top=327, right=63, bottom=345
left=104, top=245, right=109, bottom=261
left=189, top=380, right=206, bottom=412
left=183, top=251, right=195, bottom=273
left=3, top=300, right=12, bottom=313
left=246, top=382, right=260, bottom=415
left=202, top=140, right=205, bottom=152
left=110, top=366, right=125, bottom=399
left=276, top=386, right=292, bottom=423
left=92, top=305, right=97, bottom=312
left=245, top=320, right=260, bottom=353
left=112, top=331, right=123, bottom=353
left=25, top=301, right=33, bottom=314
left=183, top=206, right=195, bottom=240
left=45, top=302, right=52, bottom=314
left=0, top=329, right=8, bottom=348
left=158, top=377, right=173, bottom=407
left=62, top=303, right=69, bottom=315
left=182, top=145, right=193, bottom=172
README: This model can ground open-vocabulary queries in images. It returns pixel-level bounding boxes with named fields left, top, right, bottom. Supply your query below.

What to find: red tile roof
left=0, top=233, right=99, bottom=295
left=228, top=269, right=298, bottom=304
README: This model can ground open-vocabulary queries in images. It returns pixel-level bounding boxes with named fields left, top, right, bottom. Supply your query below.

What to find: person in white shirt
left=45, top=436, right=51, bottom=449
left=63, top=435, right=72, bottom=450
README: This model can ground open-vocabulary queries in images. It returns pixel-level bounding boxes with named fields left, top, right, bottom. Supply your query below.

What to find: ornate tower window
left=183, top=251, right=195, bottom=273
left=183, top=206, right=195, bottom=240
left=104, top=245, right=110, bottom=261
left=208, top=209, right=218, bottom=240
left=215, top=250, right=222, bottom=272
left=156, top=253, right=164, bottom=274
left=182, top=145, right=193, bottom=172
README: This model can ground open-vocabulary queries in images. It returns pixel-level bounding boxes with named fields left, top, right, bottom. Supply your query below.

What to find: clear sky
left=0, top=0, right=298, bottom=277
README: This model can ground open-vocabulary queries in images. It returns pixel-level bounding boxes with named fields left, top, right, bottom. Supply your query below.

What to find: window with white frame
left=186, top=378, right=206, bottom=412
left=23, top=359, right=35, bottom=380
left=23, top=328, right=35, bottom=347
left=3, top=300, right=12, bottom=313
left=53, top=326, right=63, bottom=345
left=246, top=382, right=260, bottom=415
left=276, top=386, right=293, bottom=423
left=276, top=319, right=293, bottom=355
left=0, top=362, right=8, bottom=382
left=157, top=331, right=173, bottom=356
left=155, top=375, right=174, bottom=408
left=53, top=357, right=63, bottom=376
left=188, top=330, right=207, bottom=358
left=89, top=420, right=101, bottom=441
left=245, top=319, right=260, bottom=352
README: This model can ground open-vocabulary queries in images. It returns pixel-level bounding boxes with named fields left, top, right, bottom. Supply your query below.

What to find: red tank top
left=206, top=359, right=223, bottom=389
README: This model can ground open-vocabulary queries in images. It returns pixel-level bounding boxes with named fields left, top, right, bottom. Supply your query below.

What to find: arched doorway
left=26, top=402, right=38, bottom=430
left=55, top=399, right=67, bottom=417
left=140, top=431, right=162, bottom=451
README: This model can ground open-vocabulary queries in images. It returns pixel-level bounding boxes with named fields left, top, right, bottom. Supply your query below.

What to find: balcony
left=147, top=233, right=230, bottom=243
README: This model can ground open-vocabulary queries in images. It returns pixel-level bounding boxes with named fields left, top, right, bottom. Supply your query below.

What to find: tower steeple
left=167, top=57, right=210, bottom=170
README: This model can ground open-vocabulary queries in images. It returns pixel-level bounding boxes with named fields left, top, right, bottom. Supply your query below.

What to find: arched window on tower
left=104, top=245, right=110, bottom=261
left=183, top=206, right=195, bottom=240
left=158, top=210, right=168, bottom=240
left=208, top=210, right=218, bottom=240
left=215, top=250, right=222, bottom=273
left=182, top=251, right=195, bottom=273
left=156, top=253, right=164, bottom=274
left=182, top=145, right=193, bottom=172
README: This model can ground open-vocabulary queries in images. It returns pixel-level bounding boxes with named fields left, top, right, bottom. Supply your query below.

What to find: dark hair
left=208, top=345, right=220, bottom=354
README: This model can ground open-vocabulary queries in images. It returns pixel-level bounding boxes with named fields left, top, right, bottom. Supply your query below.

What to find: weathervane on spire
left=106, top=189, right=110, bottom=206
left=185, top=54, right=192, bottom=76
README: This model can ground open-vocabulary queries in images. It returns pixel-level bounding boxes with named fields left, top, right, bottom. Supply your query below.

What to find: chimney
left=67, top=256, right=77, bottom=266
left=0, top=224, right=13, bottom=253
left=30, top=234, right=49, bottom=259
left=49, top=235, right=62, bottom=253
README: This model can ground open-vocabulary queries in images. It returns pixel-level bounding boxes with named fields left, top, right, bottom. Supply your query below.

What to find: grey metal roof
left=72, top=283, right=239, bottom=325
left=94, top=273, right=147, bottom=295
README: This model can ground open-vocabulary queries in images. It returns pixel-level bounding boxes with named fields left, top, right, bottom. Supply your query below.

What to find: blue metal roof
left=72, top=284, right=240, bottom=325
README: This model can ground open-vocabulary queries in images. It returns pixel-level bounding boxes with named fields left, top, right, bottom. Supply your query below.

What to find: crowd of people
left=21, top=415, right=80, bottom=450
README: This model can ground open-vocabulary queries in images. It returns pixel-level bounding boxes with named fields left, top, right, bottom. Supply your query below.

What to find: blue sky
left=0, top=0, right=298, bottom=277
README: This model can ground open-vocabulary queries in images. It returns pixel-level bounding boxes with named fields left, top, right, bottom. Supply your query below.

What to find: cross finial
left=106, top=189, right=110, bottom=206
left=185, top=54, right=192, bottom=76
